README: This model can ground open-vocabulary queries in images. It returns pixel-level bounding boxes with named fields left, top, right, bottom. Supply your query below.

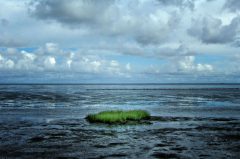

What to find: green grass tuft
left=86, top=110, right=150, bottom=124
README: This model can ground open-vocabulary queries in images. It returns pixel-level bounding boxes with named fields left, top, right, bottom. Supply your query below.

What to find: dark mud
left=0, top=116, right=240, bottom=159
left=1, top=84, right=240, bottom=158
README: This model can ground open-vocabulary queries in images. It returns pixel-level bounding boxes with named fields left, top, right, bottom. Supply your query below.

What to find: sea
left=0, top=84, right=240, bottom=159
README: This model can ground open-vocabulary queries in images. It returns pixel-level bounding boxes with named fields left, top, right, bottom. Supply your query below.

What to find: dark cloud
left=28, top=0, right=175, bottom=45
left=188, top=16, right=240, bottom=44
left=224, top=0, right=240, bottom=12
left=157, top=0, right=196, bottom=10
left=26, top=0, right=240, bottom=47
left=0, top=18, right=9, bottom=26
left=232, top=39, right=240, bottom=47
left=0, top=37, right=24, bottom=47
left=29, top=0, right=113, bottom=26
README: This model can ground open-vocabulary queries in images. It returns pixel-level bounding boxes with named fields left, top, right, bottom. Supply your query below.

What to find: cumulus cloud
left=143, top=55, right=214, bottom=81
left=0, top=43, right=131, bottom=77
left=0, top=54, right=15, bottom=69
left=178, top=56, right=213, bottom=72
left=44, top=56, right=56, bottom=69
left=145, top=55, right=215, bottom=76
left=15, top=51, right=37, bottom=70
left=188, top=16, right=240, bottom=44
left=1, top=0, right=240, bottom=82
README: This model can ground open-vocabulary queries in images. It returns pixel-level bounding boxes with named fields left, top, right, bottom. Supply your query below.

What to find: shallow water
left=0, top=84, right=240, bottom=159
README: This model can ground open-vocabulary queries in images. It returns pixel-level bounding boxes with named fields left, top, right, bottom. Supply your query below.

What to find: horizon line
left=0, top=83, right=240, bottom=85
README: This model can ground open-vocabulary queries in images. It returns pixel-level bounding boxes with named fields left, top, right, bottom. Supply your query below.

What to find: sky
left=0, top=0, right=240, bottom=83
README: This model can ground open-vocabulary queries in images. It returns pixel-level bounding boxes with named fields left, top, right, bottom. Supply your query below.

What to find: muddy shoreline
left=1, top=85, right=240, bottom=158
left=1, top=116, right=240, bottom=159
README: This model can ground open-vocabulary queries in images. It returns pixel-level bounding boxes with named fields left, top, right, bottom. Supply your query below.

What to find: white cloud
left=44, top=56, right=56, bottom=69
left=0, top=54, right=3, bottom=61
left=196, top=63, right=213, bottom=71
left=14, top=51, right=36, bottom=70
left=22, top=51, right=36, bottom=61
left=143, top=55, right=214, bottom=78
left=0, top=43, right=132, bottom=78
left=178, top=56, right=213, bottom=72
left=89, top=60, right=101, bottom=72
left=5, top=59, right=15, bottom=68
left=66, top=59, right=72, bottom=68
left=179, top=56, right=195, bottom=71
left=110, top=60, right=119, bottom=67
left=45, top=43, right=59, bottom=53
left=0, top=53, right=15, bottom=69
left=126, top=63, right=131, bottom=71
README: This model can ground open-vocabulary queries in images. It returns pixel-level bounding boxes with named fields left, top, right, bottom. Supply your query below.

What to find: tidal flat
left=1, top=116, right=240, bottom=159
left=0, top=84, right=240, bottom=158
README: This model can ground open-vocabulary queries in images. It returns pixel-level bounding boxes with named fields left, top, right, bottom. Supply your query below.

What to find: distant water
left=0, top=84, right=240, bottom=159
